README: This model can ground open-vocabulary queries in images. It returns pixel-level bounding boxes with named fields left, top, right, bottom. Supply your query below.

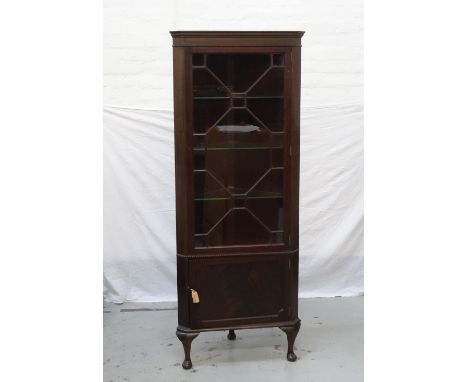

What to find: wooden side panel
left=290, top=251, right=299, bottom=318
left=173, top=46, right=190, bottom=255
left=176, top=256, right=189, bottom=326
left=289, top=46, right=301, bottom=250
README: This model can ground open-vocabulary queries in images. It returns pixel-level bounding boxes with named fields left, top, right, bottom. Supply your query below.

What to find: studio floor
left=104, top=296, right=363, bottom=382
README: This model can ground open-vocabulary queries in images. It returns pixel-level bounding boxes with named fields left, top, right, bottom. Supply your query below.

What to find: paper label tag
left=191, top=289, right=200, bottom=304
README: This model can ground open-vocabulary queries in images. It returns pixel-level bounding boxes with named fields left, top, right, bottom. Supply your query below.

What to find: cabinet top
left=170, top=31, right=305, bottom=47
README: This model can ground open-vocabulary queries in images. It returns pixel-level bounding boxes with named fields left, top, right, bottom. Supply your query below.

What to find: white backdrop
left=104, top=0, right=363, bottom=302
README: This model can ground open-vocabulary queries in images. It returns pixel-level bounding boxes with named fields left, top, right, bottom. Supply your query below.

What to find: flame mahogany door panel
left=188, top=255, right=291, bottom=329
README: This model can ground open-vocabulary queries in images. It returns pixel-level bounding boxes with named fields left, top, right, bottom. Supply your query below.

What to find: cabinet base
left=176, top=318, right=301, bottom=369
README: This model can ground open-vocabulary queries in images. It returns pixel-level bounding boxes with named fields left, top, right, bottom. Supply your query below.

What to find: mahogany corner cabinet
left=170, top=31, right=304, bottom=369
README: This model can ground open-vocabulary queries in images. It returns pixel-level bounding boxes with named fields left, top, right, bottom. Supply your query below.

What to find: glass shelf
left=195, top=185, right=283, bottom=201
left=193, top=96, right=230, bottom=100
left=195, top=192, right=283, bottom=201
left=193, top=145, right=282, bottom=151
left=193, top=95, right=284, bottom=100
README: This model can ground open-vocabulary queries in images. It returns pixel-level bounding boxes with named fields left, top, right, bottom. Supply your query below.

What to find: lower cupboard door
left=188, top=255, right=291, bottom=328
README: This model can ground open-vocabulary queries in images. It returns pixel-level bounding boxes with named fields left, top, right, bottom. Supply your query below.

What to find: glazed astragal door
left=191, top=51, right=290, bottom=251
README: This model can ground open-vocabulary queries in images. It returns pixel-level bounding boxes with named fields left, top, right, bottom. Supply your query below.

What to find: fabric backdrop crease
left=104, top=104, right=363, bottom=302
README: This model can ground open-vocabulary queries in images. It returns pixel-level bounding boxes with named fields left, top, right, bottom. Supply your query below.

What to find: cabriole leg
left=227, top=329, right=236, bottom=340
left=176, top=329, right=199, bottom=369
left=280, top=320, right=301, bottom=362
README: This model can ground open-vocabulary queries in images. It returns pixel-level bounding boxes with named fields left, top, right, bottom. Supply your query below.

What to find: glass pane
left=248, top=168, right=283, bottom=197
left=272, top=54, right=284, bottom=66
left=207, top=208, right=271, bottom=246
left=193, top=68, right=229, bottom=98
left=193, top=150, right=205, bottom=169
left=271, top=133, right=284, bottom=150
left=193, top=98, right=230, bottom=134
left=272, top=148, right=283, bottom=167
left=197, top=150, right=271, bottom=194
left=195, top=199, right=229, bottom=234
left=272, top=232, right=284, bottom=244
left=192, top=53, right=286, bottom=248
left=192, top=53, right=205, bottom=66
left=194, top=235, right=207, bottom=247
left=207, top=54, right=271, bottom=92
left=194, top=170, right=230, bottom=199
left=206, top=108, right=271, bottom=149
left=247, top=97, right=284, bottom=132
left=248, top=67, right=284, bottom=97
left=246, top=198, right=283, bottom=231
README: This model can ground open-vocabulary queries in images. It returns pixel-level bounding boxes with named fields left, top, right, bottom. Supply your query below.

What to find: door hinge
left=289, top=145, right=292, bottom=156
left=288, top=234, right=291, bottom=245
